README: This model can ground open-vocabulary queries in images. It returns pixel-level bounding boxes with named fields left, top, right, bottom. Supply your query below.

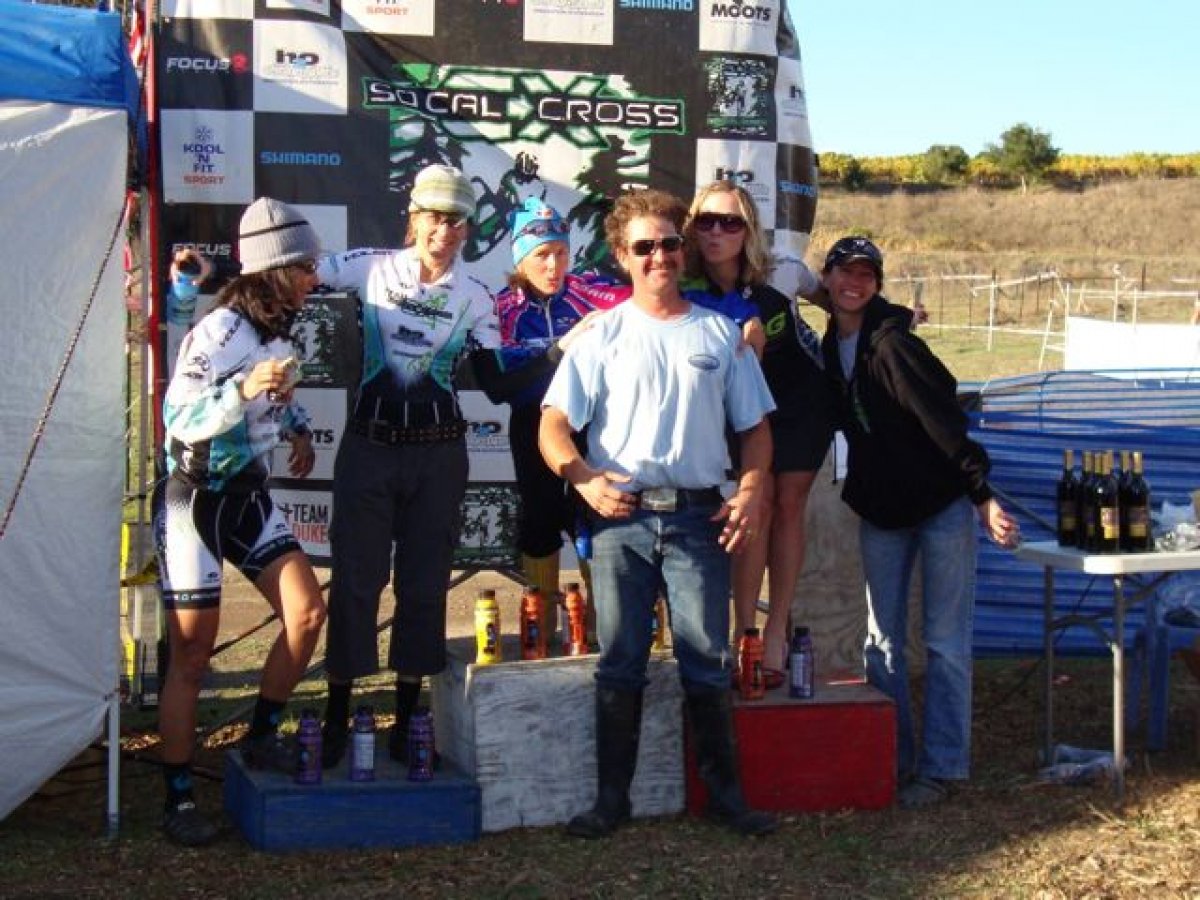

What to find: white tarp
left=1065, top=315, right=1200, bottom=372
left=0, top=100, right=127, bottom=819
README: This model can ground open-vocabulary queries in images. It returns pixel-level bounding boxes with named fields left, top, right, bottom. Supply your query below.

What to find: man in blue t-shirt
left=540, top=189, right=778, bottom=838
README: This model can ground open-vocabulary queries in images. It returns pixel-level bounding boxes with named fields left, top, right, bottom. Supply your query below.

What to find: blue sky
left=790, top=0, right=1200, bottom=157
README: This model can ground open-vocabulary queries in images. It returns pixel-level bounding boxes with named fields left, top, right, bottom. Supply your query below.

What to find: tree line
left=819, top=123, right=1200, bottom=192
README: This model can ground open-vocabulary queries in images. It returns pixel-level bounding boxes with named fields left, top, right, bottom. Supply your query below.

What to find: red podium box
left=685, top=678, right=896, bottom=813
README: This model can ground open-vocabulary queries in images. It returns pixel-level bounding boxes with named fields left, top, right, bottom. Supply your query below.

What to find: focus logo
left=164, top=53, right=250, bottom=74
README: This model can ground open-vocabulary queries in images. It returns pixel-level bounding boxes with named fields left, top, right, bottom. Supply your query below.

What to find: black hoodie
left=821, top=294, right=993, bottom=529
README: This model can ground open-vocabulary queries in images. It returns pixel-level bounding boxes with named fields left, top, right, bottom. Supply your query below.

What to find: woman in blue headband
left=473, top=198, right=626, bottom=639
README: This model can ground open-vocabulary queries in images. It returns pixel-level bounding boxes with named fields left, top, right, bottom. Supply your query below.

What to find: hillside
left=798, top=179, right=1200, bottom=381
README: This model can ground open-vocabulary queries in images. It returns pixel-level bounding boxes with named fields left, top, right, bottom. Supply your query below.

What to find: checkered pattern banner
left=153, top=0, right=817, bottom=285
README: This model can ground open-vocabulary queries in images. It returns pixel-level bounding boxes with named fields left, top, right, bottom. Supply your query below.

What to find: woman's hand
left=239, top=357, right=298, bottom=402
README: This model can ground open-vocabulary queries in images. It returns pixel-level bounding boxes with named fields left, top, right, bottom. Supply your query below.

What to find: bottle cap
left=744, top=627, right=760, bottom=637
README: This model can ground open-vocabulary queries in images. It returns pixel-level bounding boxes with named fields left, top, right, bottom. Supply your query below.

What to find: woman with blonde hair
left=683, top=180, right=832, bottom=685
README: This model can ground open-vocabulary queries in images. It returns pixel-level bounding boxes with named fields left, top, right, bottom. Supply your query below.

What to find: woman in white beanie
left=315, top=164, right=500, bottom=768
left=154, top=197, right=327, bottom=846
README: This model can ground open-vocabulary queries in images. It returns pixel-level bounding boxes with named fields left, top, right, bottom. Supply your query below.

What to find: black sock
left=394, top=678, right=421, bottom=732
left=325, top=681, right=352, bottom=730
left=163, top=762, right=193, bottom=809
left=248, top=696, right=286, bottom=740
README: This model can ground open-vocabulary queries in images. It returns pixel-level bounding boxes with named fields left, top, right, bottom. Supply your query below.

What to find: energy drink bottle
left=475, top=589, right=501, bottom=665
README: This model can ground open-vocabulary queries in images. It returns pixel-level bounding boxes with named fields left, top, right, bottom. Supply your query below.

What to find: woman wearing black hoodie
left=820, top=236, right=1018, bottom=810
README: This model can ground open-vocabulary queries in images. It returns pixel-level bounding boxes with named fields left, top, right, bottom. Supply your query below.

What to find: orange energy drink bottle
left=520, top=586, right=546, bottom=660
left=475, top=589, right=501, bottom=665
left=738, top=628, right=765, bottom=701
left=563, top=582, right=589, bottom=657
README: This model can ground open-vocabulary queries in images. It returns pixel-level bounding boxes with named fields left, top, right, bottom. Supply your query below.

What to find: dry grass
left=2, top=657, right=1200, bottom=899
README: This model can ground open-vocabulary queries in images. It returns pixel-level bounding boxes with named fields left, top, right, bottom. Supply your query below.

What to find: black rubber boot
left=566, top=687, right=644, bottom=839
left=685, top=688, right=779, bottom=837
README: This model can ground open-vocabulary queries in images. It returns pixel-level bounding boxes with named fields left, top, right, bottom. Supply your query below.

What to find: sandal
left=898, top=776, right=949, bottom=810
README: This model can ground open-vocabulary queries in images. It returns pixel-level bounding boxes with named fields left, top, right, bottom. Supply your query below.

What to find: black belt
left=349, top=417, right=466, bottom=446
left=635, top=486, right=724, bottom=512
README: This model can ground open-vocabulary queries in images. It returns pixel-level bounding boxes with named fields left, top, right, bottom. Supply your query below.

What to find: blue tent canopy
left=0, top=0, right=139, bottom=124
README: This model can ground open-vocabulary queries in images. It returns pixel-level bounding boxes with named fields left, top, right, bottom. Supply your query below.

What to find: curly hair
left=682, top=180, right=773, bottom=287
left=603, top=188, right=689, bottom=256
left=216, top=269, right=299, bottom=340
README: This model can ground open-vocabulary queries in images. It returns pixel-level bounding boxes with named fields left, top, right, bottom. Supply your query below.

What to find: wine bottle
left=1094, top=452, right=1120, bottom=553
left=1056, top=449, right=1078, bottom=547
left=1121, top=450, right=1153, bottom=552
left=1077, top=450, right=1096, bottom=551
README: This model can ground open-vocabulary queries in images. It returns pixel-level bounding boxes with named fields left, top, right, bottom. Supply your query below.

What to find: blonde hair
left=683, top=180, right=773, bottom=287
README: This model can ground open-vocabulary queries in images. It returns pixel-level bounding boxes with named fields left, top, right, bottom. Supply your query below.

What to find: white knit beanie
left=238, top=197, right=321, bottom=275
left=408, top=164, right=477, bottom=220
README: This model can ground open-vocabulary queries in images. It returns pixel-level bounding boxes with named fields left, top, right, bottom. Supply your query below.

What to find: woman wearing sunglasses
left=683, top=180, right=833, bottom=688
left=472, top=197, right=627, bottom=638
left=314, top=165, right=501, bottom=769
left=154, top=198, right=327, bottom=846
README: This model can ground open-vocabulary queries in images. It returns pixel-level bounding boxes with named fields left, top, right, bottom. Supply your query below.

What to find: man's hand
left=572, top=465, right=636, bottom=519
left=287, top=432, right=315, bottom=478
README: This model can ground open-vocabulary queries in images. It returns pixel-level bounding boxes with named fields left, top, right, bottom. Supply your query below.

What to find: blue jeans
left=589, top=502, right=732, bottom=693
left=860, top=496, right=976, bottom=782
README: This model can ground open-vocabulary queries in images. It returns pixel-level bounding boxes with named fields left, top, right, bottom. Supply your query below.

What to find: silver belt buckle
left=640, top=488, right=678, bottom=512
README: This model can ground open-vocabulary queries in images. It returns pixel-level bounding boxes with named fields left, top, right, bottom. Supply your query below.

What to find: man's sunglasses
left=628, top=235, right=684, bottom=257
left=693, top=212, right=747, bottom=234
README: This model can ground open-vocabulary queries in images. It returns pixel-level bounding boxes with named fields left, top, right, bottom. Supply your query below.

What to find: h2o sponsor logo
left=709, top=0, right=771, bottom=22
left=715, top=167, right=753, bottom=184
left=275, top=49, right=320, bottom=69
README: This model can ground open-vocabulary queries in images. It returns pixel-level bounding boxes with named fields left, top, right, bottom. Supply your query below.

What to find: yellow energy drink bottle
left=475, top=589, right=501, bottom=665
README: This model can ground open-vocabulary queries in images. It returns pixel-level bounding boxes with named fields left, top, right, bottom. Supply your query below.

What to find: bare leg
left=763, top=470, right=818, bottom=670
left=159, top=607, right=221, bottom=764
left=732, top=473, right=774, bottom=639
left=254, top=550, right=327, bottom=702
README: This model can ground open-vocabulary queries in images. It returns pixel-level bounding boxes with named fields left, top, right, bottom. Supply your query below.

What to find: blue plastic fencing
left=968, top=369, right=1200, bottom=657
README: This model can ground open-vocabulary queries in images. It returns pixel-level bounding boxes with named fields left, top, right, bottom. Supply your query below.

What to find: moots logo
left=709, top=0, right=771, bottom=20
left=182, top=126, right=226, bottom=186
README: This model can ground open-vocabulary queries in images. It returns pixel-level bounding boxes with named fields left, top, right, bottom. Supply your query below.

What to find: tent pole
left=106, top=692, right=120, bottom=838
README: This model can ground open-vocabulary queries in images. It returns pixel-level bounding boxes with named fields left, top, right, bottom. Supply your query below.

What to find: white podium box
left=432, top=636, right=684, bottom=833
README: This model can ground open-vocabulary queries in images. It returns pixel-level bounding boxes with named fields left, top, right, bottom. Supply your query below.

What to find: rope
left=0, top=199, right=129, bottom=541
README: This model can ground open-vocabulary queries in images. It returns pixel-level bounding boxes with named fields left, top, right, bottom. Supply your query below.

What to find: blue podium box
left=223, top=747, right=481, bottom=852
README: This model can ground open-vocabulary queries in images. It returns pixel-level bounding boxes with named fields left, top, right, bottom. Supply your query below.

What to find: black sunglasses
left=628, top=235, right=684, bottom=257
left=693, top=212, right=747, bottom=234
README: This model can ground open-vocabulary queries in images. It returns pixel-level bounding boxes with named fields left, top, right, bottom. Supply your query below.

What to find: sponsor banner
left=524, top=0, right=615, bottom=46
left=160, top=109, right=255, bottom=204
left=266, top=0, right=333, bottom=17
left=342, top=0, right=436, bottom=35
left=459, top=390, right=515, bottom=483
left=703, top=54, right=774, bottom=139
left=694, top=137, right=776, bottom=220
left=774, top=142, right=818, bottom=241
left=699, top=0, right=779, bottom=54
left=775, top=54, right=810, bottom=141
left=161, top=0, right=254, bottom=19
left=270, top=387, right=346, bottom=481
left=253, top=19, right=348, bottom=114
left=272, top=487, right=333, bottom=560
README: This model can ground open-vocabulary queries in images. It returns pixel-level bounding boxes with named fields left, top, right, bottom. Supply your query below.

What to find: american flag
left=127, top=1, right=147, bottom=73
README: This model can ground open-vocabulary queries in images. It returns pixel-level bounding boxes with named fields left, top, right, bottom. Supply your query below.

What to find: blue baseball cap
left=510, top=198, right=569, bottom=266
